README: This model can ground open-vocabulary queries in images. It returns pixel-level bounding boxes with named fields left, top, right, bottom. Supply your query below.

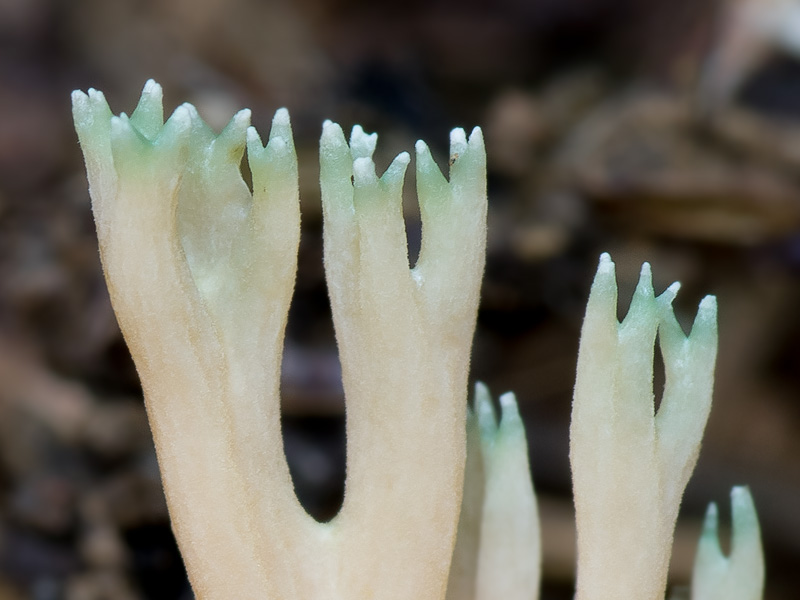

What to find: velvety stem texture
left=571, top=253, right=718, bottom=600
left=446, top=383, right=541, bottom=600
left=72, top=80, right=487, bottom=600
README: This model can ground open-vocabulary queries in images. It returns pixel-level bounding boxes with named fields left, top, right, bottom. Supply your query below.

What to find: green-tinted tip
left=632, top=261, right=655, bottom=303
left=467, top=126, right=484, bottom=150
left=415, top=139, right=440, bottom=176
left=350, top=124, right=378, bottom=160
left=730, top=486, right=760, bottom=547
left=269, top=108, right=293, bottom=146
left=110, top=114, right=139, bottom=148
left=658, top=282, right=681, bottom=308
left=71, top=89, right=88, bottom=111
left=697, top=295, right=718, bottom=325
left=162, top=104, right=195, bottom=141
left=594, top=253, right=616, bottom=287
left=72, top=87, right=112, bottom=131
left=272, top=107, right=290, bottom=130
left=261, top=109, right=295, bottom=163
left=623, top=261, right=657, bottom=328
left=415, top=140, right=449, bottom=210
left=638, top=262, right=653, bottom=288
left=586, top=253, right=618, bottom=320
left=230, top=108, right=252, bottom=131
left=498, top=391, right=521, bottom=424
left=700, top=501, right=721, bottom=550
left=246, top=126, right=264, bottom=151
left=450, top=128, right=468, bottom=159
left=320, top=120, right=348, bottom=159
left=381, top=152, right=410, bottom=188
left=213, top=109, right=250, bottom=158
left=130, top=79, right=164, bottom=140
left=692, top=486, right=764, bottom=600
left=688, top=295, right=718, bottom=348
left=475, top=382, right=497, bottom=438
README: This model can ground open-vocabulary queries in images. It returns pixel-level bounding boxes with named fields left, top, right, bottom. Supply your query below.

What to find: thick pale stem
left=321, top=123, right=487, bottom=599
left=571, top=253, right=718, bottom=600
left=74, top=81, right=487, bottom=600
left=74, top=85, right=293, bottom=598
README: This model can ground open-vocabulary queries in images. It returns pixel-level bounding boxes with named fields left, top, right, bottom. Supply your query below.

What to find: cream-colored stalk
left=571, top=253, right=718, bottom=600
left=72, top=80, right=487, bottom=600
left=446, top=383, right=541, bottom=600
left=691, top=486, right=765, bottom=600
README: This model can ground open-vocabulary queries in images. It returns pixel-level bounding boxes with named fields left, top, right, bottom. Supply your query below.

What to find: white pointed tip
left=246, top=126, right=263, bottom=146
left=474, top=381, right=492, bottom=411
left=450, top=127, right=468, bottom=156
left=175, top=102, right=199, bottom=122
left=109, top=114, right=130, bottom=136
left=474, top=381, right=489, bottom=397
left=699, top=294, right=717, bottom=313
left=636, top=262, right=654, bottom=293
left=730, top=486, right=762, bottom=535
left=731, top=486, right=751, bottom=511
left=350, top=124, right=378, bottom=145
left=142, top=79, right=161, bottom=95
left=273, top=107, right=290, bottom=127
left=87, top=88, right=105, bottom=103
left=598, top=252, right=614, bottom=273
left=268, top=108, right=292, bottom=147
left=498, top=391, right=515, bottom=407
left=321, top=120, right=347, bottom=160
left=322, top=119, right=344, bottom=141
left=498, top=391, right=520, bottom=420
left=173, top=104, right=192, bottom=119
left=468, top=126, right=483, bottom=143
left=229, top=109, right=251, bottom=133
left=170, top=104, right=195, bottom=130
left=71, top=89, right=89, bottom=109
left=350, top=125, right=378, bottom=159
left=477, top=387, right=496, bottom=425
left=415, top=140, right=440, bottom=178
left=138, top=80, right=163, bottom=110
left=694, top=295, right=718, bottom=333
left=381, top=151, right=410, bottom=186
left=659, top=281, right=681, bottom=306
left=450, top=127, right=467, bottom=145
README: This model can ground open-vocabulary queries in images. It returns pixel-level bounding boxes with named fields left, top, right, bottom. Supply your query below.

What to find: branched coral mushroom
left=72, top=81, right=763, bottom=600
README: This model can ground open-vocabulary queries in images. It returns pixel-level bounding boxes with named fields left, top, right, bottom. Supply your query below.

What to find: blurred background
left=1, top=0, right=800, bottom=598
